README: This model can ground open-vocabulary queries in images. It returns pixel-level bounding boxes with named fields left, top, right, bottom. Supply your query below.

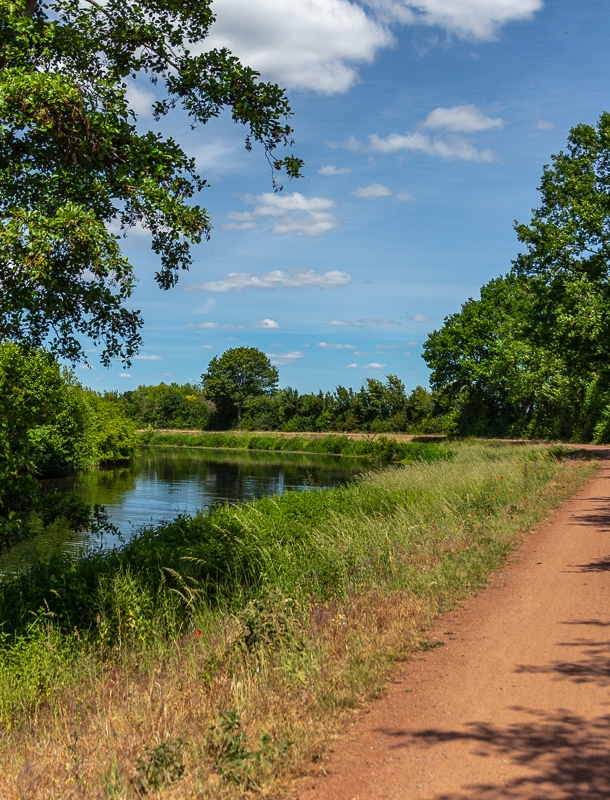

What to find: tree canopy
left=201, top=347, right=279, bottom=424
left=0, top=0, right=302, bottom=364
left=423, top=113, right=610, bottom=441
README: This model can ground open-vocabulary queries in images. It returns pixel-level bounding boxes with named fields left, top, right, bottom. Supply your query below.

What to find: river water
left=4, top=448, right=369, bottom=565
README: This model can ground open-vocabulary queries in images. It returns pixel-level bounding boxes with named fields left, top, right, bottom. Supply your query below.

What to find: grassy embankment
left=137, top=430, right=445, bottom=461
left=0, top=442, right=596, bottom=798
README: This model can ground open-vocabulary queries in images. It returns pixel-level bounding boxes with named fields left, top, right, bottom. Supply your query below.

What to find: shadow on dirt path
left=295, top=450, right=610, bottom=800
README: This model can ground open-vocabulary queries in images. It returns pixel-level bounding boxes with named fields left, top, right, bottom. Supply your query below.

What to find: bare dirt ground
left=293, top=446, right=610, bottom=800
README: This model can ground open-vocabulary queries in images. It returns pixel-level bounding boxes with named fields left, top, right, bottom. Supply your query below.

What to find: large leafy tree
left=202, top=347, right=278, bottom=425
left=0, top=0, right=302, bottom=364
left=424, top=113, right=610, bottom=440
left=513, top=112, right=610, bottom=376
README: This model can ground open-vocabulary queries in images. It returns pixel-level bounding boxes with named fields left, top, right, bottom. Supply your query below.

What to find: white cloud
left=267, top=350, right=305, bottom=365
left=396, top=191, right=413, bottom=202
left=406, top=340, right=417, bottom=346
left=316, top=342, right=356, bottom=349
left=118, top=373, right=132, bottom=379
left=78, top=364, right=95, bottom=370
left=422, top=104, right=504, bottom=133
left=204, top=1, right=541, bottom=95
left=223, top=192, right=340, bottom=237
left=354, top=351, right=368, bottom=356
left=254, top=318, right=280, bottom=329
left=338, top=104, right=503, bottom=163
left=185, top=268, right=351, bottom=293
left=364, top=0, right=542, bottom=41
left=192, top=141, right=240, bottom=172
left=351, top=183, right=392, bottom=198
left=186, top=322, right=220, bottom=329
left=124, top=83, right=156, bottom=118
left=410, top=314, right=429, bottom=322
left=368, top=131, right=496, bottom=162
left=134, top=354, right=163, bottom=361
left=359, top=317, right=398, bottom=325
left=107, top=219, right=153, bottom=238
left=327, top=319, right=354, bottom=326
left=222, top=221, right=258, bottom=231
left=536, top=119, right=554, bottom=130
left=346, top=361, right=386, bottom=369
left=206, top=0, right=392, bottom=93
left=201, top=345, right=213, bottom=349
left=319, top=165, right=352, bottom=175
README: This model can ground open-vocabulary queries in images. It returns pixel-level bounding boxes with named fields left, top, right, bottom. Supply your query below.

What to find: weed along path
left=294, top=446, right=610, bottom=800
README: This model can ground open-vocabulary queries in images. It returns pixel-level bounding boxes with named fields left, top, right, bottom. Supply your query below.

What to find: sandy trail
left=295, top=449, right=610, bottom=800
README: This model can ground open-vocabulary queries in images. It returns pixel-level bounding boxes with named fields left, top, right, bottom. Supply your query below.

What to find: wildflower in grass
left=195, top=629, right=202, bottom=638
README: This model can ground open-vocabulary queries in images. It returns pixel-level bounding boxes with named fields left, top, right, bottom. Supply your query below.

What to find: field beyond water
left=0, top=442, right=596, bottom=798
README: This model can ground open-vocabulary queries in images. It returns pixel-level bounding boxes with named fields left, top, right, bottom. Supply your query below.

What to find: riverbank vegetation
left=0, top=342, right=137, bottom=549
left=138, top=430, right=450, bottom=463
left=0, top=443, right=595, bottom=798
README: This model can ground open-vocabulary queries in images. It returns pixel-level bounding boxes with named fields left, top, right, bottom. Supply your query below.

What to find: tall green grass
left=137, top=430, right=450, bottom=462
left=0, top=443, right=592, bottom=726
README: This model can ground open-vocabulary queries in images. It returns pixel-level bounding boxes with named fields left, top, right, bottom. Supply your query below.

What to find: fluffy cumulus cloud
left=409, top=314, right=430, bottom=322
left=319, top=165, right=352, bottom=175
left=254, top=318, right=280, bottom=329
left=267, top=350, right=305, bottom=366
left=223, top=193, right=340, bottom=237
left=184, top=268, right=351, bottom=293
left=351, top=183, right=392, bottom=198
left=134, top=354, right=163, bottom=361
left=204, top=0, right=541, bottom=94
left=336, top=104, right=503, bottom=162
left=368, top=131, right=496, bottom=162
left=206, top=0, right=391, bottom=93
left=422, top=104, right=504, bottom=133
left=364, top=0, right=541, bottom=40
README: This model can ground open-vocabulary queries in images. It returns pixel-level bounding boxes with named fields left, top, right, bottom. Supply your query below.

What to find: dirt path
left=294, top=449, right=610, bottom=800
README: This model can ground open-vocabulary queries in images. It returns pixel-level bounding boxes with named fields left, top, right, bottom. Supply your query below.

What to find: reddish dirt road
left=295, top=449, right=610, bottom=800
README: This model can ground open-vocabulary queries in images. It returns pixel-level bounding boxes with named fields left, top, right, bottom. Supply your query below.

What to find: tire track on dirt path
left=294, top=446, right=610, bottom=800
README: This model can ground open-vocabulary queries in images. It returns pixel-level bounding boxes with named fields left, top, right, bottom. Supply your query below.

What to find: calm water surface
left=24, top=447, right=369, bottom=558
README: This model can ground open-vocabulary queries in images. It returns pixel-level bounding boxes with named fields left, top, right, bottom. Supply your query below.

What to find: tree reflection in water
left=27, top=448, right=369, bottom=559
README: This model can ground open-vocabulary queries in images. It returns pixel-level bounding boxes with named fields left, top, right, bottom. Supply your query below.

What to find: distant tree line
left=113, top=375, right=443, bottom=434
left=111, top=346, right=444, bottom=434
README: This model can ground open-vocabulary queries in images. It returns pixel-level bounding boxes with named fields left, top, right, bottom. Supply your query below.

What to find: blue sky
left=80, top=0, right=610, bottom=394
